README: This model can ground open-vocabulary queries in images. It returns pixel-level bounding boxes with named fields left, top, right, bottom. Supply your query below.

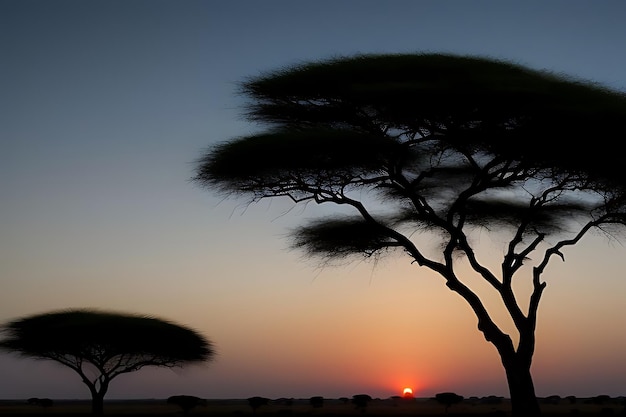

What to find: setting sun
left=402, top=387, right=413, bottom=398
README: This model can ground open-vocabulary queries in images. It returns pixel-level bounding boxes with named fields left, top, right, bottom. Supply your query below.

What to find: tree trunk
left=91, top=392, right=105, bottom=416
left=476, top=315, right=542, bottom=417
left=89, top=382, right=108, bottom=416
left=503, top=356, right=542, bottom=417
left=446, top=270, right=543, bottom=416
left=75, top=368, right=110, bottom=415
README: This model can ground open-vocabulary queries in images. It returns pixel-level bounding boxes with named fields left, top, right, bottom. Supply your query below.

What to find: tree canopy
left=200, top=53, right=626, bottom=191
left=197, top=54, right=626, bottom=267
left=194, top=53, right=626, bottom=417
left=0, top=309, right=214, bottom=415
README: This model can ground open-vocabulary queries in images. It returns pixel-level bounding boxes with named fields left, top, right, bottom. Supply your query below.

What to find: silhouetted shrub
left=593, top=395, right=612, bottom=405
left=167, top=395, right=206, bottom=415
left=248, top=396, right=270, bottom=413
left=543, top=395, right=561, bottom=404
left=309, top=396, right=324, bottom=408
left=435, top=392, right=464, bottom=412
left=27, top=398, right=53, bottom=408
left=352, top=394, right=372, bottom=412
left=480, top=395, right=503, bottom=405
left=390, top=395, right=402, bottom=406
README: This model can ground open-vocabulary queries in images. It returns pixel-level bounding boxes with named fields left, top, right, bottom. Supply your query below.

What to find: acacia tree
left=0, top=309, right=214, bottom=415
left=194, top=53, right=626, bottom=417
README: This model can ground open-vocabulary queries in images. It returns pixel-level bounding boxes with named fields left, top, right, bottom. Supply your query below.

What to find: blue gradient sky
left=2, top=0, right=626, bottom=400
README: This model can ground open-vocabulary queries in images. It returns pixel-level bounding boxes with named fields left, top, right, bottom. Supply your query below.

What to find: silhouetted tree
left=0, top=309, right=214, bottom=415
left=194, top=53, right=626, bottom=417
left=481, top=395, right=503, bottom=405
left=167, top=395, right=207, bottom=415
left=592, top=395, right=612, bottom=405
left=248, top=396, right=270, bottom=413
left=351, top=394, right=372, bottom=412
left=309, top=396, right=324, bottom=408
left=27, top=397, right=54, bottom=408
left=543, top=395, right=561, bottom=405
left=435, top=392, right=464, bottom=413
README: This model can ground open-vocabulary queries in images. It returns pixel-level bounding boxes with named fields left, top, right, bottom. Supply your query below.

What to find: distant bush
left=390, top=395, right=402, bottom=406
left=592, top=395, right=612, bottom=405
left=309, top=396, right=324, bottom=408
left=435, top=392, right=464, bottom=412
left=248, top=396, right=270, bottom=413
left=480, top=395, right=503, bottom=405
left=352, top=394, right=372, bottom=412
left=274, top=398, right=293, bottom=406
left=27, top=398, right=54, bottom=408
left=542, top=395, right=561, bottom=405
left=167, top=395, right=206, bottom=415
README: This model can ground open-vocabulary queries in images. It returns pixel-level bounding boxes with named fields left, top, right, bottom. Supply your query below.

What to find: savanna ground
left=1, top=397, right=625, bottom=416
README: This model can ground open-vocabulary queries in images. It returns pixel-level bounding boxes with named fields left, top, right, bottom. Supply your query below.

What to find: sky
left=2, top=0, right=626, bottom=401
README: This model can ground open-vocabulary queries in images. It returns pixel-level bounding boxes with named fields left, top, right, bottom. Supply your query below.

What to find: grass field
left=1, top=397, right=624, bottom=416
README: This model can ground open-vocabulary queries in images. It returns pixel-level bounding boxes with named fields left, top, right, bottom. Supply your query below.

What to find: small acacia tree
left=0, top=309, right=214, bottom=415
left=435, top=392, right=464, bottom=413
left=194, top=53, right=626, bottom=417
left=167, top=395, right=207, bottom=415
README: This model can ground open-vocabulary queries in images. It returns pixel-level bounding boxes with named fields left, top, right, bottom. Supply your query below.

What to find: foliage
left=0, top=309, right=214, bottom=415
left=351, top=394, right=372, bottom=411
left=247, top=396, right=270, bottom=413
left=310, top=396, right=324, bottom=408
left=27, top=398, right=53, bottom=408
left=195, top=53, right=626, bottom=417
left=435, top=392, right=464, bottom=412
left=167, top=395, right=207, bottom=415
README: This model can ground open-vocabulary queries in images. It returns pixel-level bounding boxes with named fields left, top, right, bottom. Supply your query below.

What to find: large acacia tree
left=194, top=53, right=626, bottom=417
left=0, top=309, right=214, bottom=415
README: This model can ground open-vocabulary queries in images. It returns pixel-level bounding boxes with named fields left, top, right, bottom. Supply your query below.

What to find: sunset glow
left=1, top=0, right=626, bottom=403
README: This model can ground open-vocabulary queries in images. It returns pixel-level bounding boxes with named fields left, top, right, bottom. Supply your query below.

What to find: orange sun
left=402, top=387, right=413, bottom=398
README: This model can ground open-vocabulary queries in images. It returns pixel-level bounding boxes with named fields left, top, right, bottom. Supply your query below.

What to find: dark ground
left=1, top=397, right=624, bottom=416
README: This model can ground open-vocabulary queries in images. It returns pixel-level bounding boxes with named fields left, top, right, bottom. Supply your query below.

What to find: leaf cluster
left=241, top=53, right=626, bottom=181
left=195, top=53, right=626, bottom=261
left=0, top=309, right=214, bottom=366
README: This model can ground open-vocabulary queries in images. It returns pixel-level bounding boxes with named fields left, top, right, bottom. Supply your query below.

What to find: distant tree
left=194, top=53, right=626, bottom=417
left=480, top=395, right=503, bottom=405
left=27, top=397, right=54, bottom=408
left=351, top=394, right=372, bottom=412
left=591, top=395, right=612, bottom=405
left=248, top=396, right=270, bottom=413
left=167, top=395, right=207, bottom=415
left=435, top=392, right=464, bottom=413
left=542, top=395, right=561, bottom=405
left=0, top=309, right=214, bottom=415
left=309, top=396, right=324, bottom=408
left=274, top=398, right=293, bottom=406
